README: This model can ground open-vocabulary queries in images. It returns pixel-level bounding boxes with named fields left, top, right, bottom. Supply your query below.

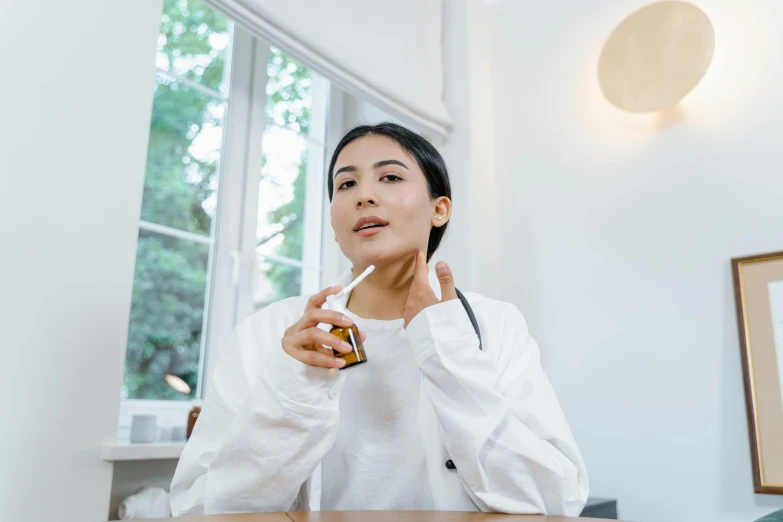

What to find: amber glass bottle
left=325, top=265, right=375, bottom=370
left=330, top=324, right=367, bottom=369
left=186, top=405, right=201, bottom=440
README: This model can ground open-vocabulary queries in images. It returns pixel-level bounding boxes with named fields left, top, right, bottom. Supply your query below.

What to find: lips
left=353, top=216, right=389, bottom=232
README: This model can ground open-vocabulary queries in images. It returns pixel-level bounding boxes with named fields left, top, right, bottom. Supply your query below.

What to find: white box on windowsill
left=108, top=399, right=193, bottom=460
left=109, top=402, right=191, bottom=461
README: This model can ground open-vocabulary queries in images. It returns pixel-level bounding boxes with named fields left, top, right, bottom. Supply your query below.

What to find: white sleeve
left=169, top=310, right=347, bottom=515
left=405, top=300, right=589, bottom=515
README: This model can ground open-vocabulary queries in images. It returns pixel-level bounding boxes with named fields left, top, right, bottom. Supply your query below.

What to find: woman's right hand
left=281, top=286, right=366, bottom=369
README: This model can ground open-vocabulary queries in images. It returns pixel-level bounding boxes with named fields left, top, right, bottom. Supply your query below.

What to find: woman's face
left=330, top=134, right=448, bottom=268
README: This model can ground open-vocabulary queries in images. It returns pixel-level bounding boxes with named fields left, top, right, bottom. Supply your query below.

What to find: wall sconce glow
left=598, top=1, right=714, bottom=113
left=165, top=373, right=192, bottom=394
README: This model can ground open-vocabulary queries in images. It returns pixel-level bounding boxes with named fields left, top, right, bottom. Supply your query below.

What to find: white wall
left=0, top=1, right=162, bottom=521
left=487, top=0, right=783, bottom=520
left=438, top=0, right=499, bottom=296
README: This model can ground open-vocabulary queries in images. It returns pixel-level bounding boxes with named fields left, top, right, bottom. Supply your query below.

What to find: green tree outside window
left=124, top=0, right=315, bottom=400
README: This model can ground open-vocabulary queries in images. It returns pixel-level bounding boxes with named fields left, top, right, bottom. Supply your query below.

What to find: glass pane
left=124, top=230, right=209, bottom=400
left=157, top=0, right=231, bottom=95
left=266, top=48, right=314, bottom=136
left=257, top=125, right=310, bottom=261
left=141, top=72, right=225, bottom=235
left=254, top=260, right=304, bottom=312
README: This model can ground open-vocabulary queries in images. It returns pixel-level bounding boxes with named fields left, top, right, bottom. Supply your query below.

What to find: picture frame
left=733, top=250, right=783, bottom=494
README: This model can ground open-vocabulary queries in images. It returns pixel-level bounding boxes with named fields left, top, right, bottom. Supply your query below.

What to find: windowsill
left=102, top=440, right=186, bottom=462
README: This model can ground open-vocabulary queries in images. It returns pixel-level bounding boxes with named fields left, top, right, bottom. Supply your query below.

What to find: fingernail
left=342, top=315, right=352, bottom=325
left=342, top=341, right=353, bottom=351
left=336, top=358, right=346, bottom=367
left=436, top=261, right=449, bottom=274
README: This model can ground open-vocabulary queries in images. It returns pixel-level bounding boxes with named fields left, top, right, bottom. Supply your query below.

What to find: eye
left=381, top=174, right=403, bottom=183
left=337, top=179, right=356, bottom=190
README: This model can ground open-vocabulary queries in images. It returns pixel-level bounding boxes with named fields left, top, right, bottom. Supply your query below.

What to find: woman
left=170, top=123, right=588, bottom=516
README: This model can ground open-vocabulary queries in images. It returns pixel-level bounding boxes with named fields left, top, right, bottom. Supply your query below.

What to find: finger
left=359, top=331, right=367, bottom=343
left=299, top=309, right=353, bottom=330
left=306, top=285, right=343, bottom=311
left=296, top=328, right=354, bottom=354
left=413, top=250, right=429, bottom=287
left=288, top=347, right=346, bottom=369
left=435, top=261, right=458, bottom=302
left=314, top=344, right=336, bottom=356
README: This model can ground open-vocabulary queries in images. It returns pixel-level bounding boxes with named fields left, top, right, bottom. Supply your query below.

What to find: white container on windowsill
left=130, top=415, right=157, bottom=443
left=109, top=399, right=193, bottom=460
left=109, top=401, right=192, bottom=461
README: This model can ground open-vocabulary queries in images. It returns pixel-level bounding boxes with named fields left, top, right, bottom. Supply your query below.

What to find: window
left=121, top=0, right=331, bottom=411
left=252, top=48, right=328, bottom=312
left=123, top=0, right=231, bottom=402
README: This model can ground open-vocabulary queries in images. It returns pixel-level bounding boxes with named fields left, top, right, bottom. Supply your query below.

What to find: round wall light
left=598, top=1, right=715, bottom=113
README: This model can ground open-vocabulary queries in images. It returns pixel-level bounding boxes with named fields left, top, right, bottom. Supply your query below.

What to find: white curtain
left=205, top=0, right=452, bottom=139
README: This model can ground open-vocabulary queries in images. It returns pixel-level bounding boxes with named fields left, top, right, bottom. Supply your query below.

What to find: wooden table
left=131, top=511, right=617, bottom=522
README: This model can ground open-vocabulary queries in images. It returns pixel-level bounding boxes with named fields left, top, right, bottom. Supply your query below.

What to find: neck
left=346, top=255, right=419, bottom=320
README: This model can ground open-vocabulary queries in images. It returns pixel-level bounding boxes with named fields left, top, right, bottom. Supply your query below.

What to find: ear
left=431, top=196, right=452, bottom=227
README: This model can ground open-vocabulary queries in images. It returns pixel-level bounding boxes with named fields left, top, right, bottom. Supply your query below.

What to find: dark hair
left=327, top=122, right=451, bottom=261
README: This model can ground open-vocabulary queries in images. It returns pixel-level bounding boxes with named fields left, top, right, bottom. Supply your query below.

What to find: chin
left=346, top=241, right=418, bottom=268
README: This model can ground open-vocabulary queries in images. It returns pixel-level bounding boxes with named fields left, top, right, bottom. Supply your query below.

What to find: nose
left=355, top=188, right=377, bottom=208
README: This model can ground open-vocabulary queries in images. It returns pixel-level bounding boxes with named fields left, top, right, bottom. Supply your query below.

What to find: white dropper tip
left=325, top=265, right=375, bottom=314
left=338, top=265, right=375, bottom=297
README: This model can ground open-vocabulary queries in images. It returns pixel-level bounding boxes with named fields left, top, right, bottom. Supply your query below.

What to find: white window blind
left=202, top=0, right=452, bottom=139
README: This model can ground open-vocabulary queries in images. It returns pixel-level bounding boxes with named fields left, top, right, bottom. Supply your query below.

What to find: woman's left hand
left=403, top=250, right=458, bottom=328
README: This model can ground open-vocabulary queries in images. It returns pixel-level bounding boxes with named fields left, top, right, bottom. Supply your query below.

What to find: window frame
left=119, top=23, right=334, bottom=428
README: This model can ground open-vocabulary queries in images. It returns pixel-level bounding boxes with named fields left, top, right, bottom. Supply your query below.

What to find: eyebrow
left=334, top=159, right=409, bottom=177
